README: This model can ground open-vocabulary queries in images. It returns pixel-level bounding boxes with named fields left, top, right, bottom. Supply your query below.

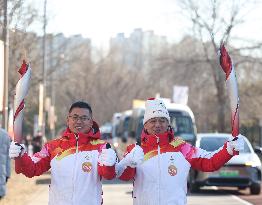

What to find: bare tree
left=61, top=47, right=148, bottom=125
left=0, top=0, right=42, bottom=134
left=176, top=0, right=262, bottom=132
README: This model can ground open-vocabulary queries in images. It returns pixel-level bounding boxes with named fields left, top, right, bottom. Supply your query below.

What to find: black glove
left=6, top=177, right=9, bottom=183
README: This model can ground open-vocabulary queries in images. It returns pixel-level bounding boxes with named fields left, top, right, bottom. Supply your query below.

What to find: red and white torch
left=13, top=60, right=32, bottom=143
left=219, top=44, right=239, bottom=138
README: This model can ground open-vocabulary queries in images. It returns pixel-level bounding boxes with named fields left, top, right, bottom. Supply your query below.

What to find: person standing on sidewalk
left=116, top=98, right=244, bottom=205
left=9, top=101, right=117, bottom=205
left=0, top=128, right=11, bottom=200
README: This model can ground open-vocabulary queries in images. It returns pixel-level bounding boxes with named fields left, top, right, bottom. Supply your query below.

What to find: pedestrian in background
left=9, top=101, right=117, bottom=205
left=0, top=128, right=11, bottom=199
left=116, top=98, right=244, bottom=205
left=32, top=132, right=43, bottom=154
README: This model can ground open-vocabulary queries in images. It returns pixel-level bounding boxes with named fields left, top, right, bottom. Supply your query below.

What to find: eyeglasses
left=68, top=115, right=92, bottom=122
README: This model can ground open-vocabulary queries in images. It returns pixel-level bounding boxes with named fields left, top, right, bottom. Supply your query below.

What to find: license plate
left=219, top=170, right=239, bottom=177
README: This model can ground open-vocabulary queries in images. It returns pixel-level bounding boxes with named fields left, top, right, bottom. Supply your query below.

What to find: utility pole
left=38, top=0, right=47, bottom=137
left=2, top=0, right=9, bottom=130
left=49, top=35, right=56, bottom=139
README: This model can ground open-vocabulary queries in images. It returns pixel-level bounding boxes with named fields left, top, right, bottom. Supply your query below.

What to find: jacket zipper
left=156, top=135, right=161, bottom=205
left=72, top=134, right=79, bottom=204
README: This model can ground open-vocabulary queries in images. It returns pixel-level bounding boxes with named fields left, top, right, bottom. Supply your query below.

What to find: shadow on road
left=102, top=178, right=132, bottom=184
left=189, top=187, right=249, bottom=196
left=190, top=187, right=262, bottom=205
left=35, top=177, right=131, bottom=185
left=36, top=178, right=51, bottom=185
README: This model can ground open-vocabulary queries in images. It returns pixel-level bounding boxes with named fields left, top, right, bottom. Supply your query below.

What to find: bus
left=112, top=110, right=134, bottom=158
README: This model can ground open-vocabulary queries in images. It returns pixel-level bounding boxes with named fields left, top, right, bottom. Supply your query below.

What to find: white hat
left=143, top=98, right=170, bottom=125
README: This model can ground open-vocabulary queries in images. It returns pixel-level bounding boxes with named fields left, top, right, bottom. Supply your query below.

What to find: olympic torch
left=219, top=44, right=239, bottom=138
left=13, top=60, right=31, bottom=173
left=13, top=60, right=31, bottom=142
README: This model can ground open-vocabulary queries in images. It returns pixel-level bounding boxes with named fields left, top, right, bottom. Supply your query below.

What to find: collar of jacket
left=62, top=121, right=101, bottom=140
left=141, top=128, right=174, bottom=147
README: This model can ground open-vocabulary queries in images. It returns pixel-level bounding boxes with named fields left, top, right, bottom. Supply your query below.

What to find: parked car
left=189, top=133, right=262, bottom=195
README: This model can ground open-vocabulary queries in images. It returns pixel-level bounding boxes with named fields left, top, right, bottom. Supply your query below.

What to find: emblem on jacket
left=168, top=165, right=177, bottom=176
left=82, top=162, right=92, bottom=173
left=168, top=156, right=177, bottom=176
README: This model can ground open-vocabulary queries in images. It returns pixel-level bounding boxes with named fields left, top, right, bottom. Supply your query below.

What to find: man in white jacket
left=116, top=98, right=244, bottom=205
left=9, top=101, right=117, bottom=205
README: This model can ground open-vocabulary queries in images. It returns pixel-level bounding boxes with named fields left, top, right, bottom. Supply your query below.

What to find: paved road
left=22, top=178, right=258, bottom=205
left=103, top=182, right=132, bottom=205
left=102, top=182, right=254, bottom=205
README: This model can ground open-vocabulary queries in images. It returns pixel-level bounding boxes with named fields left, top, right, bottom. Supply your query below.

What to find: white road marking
left=230, top=195, right=254, bottom=205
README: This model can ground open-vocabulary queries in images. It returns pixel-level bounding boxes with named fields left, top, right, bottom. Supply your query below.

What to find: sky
left=34, top=0, right=189, bottom=46
left=30, top=0, right=262, bottom=48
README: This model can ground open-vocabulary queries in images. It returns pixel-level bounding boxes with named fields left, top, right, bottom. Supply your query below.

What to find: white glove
left=9, top=141, right=26, bottom=159
left=116, top=145, right=144, bottom=176
left=98, top=148, right=117, bottom=166
left=125, top=145, right=144, bottom=168
left=226, top=134, right=245, bottom=155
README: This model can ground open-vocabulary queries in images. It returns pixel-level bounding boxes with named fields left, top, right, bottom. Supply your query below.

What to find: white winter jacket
left=0, top=128, right=11, bottom=197
left=15, top=125, right=115, bottom=205
left=119, top=130, right=232, bottom=205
